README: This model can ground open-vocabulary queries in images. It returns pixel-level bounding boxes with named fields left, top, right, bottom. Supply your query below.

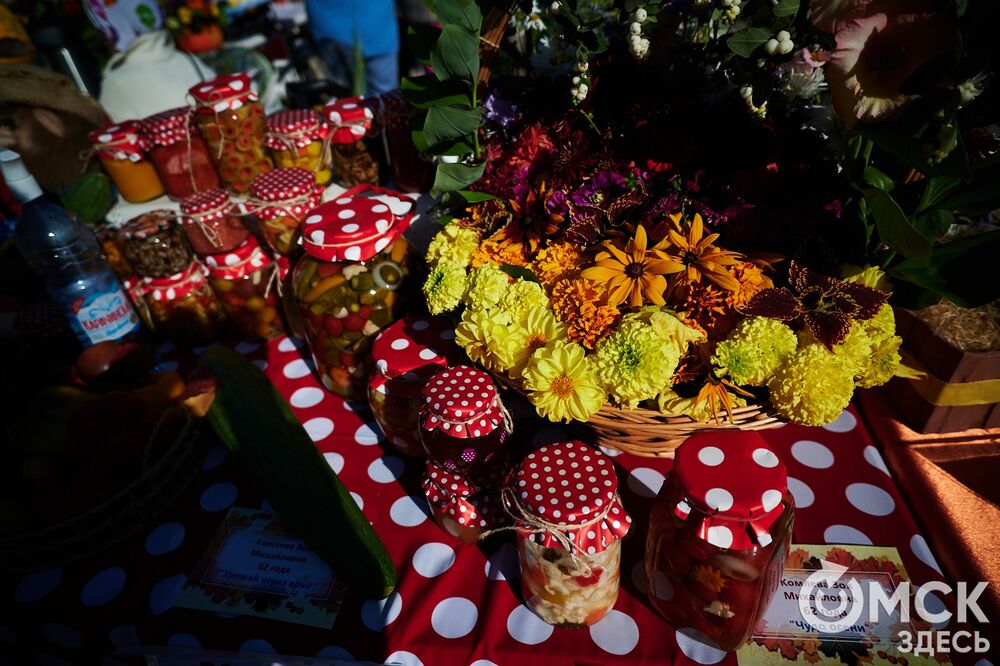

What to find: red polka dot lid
left=140, top=106, right=191, bottom=148
left=672, top=431, right=789, bottom=550
left=188, top=73, right=257, bottom=112
left=422, top=459, right=509, bottom=531
left=301, top=184, right=414, bottom=263
left=141, top=262, right=208, bottom=301
left=180, top=188, right=232, bottom=223
left=509, top=440, right=631, bottom=555
left=202, top=235, right=273, bottom=281
left=248, top=168, right=324, bottom=223
left=372, top=315, right=460, bottom=380
left=265, top=109, right=329, bottom=149
left=88, top=121, right=145, bottom=161
left=322, top=96, right=376, bottom=144
left=419, top=366, right=504, bottom=440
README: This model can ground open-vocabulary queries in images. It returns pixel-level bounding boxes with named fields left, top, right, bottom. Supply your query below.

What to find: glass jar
left=368, top=315, right=460, bottom=457
left=323, top=97, right=379, bottom=187
left=88, top=121, right=165, bottom=203
left=422, top=458, right=508, bottom=544
left=141, top=106, right=221, bottom=200
left=645, top=432, right=794, bottom=651
left=142, top=262, right=227, bottom=345
left=418, top=366, right=511, bottom=472
left=293, top=185, right=415, bottom=398
left=119, top=210, right=194, bottom=278
left=97, top=224, right=133, bottom=281
left=123, top=275, right=155, bottom=332
left=189, top=73, right=273, bottom=195
left=509, top=440, right=631, bottom=627
left=265, top=109, right=332, bottom=185
left=248, top=167, right=323, bottom=256
left=204, top=236, right=285, bottom=341
left=180, top=188, right=249, bottom=256
left=381, top=91, right=435, bottom=193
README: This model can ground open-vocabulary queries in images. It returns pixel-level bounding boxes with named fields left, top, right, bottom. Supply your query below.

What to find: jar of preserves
left=422, top=458, right=508, bottom=544
left=381, top=91, right=435, bottom=193
left=323, top=97, right=379, bottom=187
left=265, top=109, right=332, bottom=185
left=369, top=315, right=460, bottom=457
left=142, top=262, right=227, bottom=344
left=645, top=432, right=794, bottom=651
left=179, top=188, right=249, bottom=256
left=204, top=236, right=284, bottom=341
left=97, top=223, right=133, bottom=281
left=508, top=440, right=631, bottom=627
left=88, top=121, right=165, bottom=203
left=418, top=366, right=511, bottom=472
left=188, top=73, right=272, bottom=194
left=119, top=210, right=194, bottom=278
left=141, top=106, right=221, bottom=200
left=292, top=185, right=414, bottom=398
left=248, top=167, right=323, bottom=256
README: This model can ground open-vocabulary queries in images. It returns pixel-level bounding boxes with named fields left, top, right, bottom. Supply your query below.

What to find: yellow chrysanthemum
left=425, top=224, right=481, bottom=269
left=798, top=321, right=873, bottom=378
left=532, top=241, right=584, bottom=289
left=422, top=260, right=466, bottom=314
left=713, top=317, right=797, bottom=386
left=862, top=303, right=896, bottom=342
left=454, top=308, right=517, bottom=372
left=550, top=278, right=619, bottom=350
left=507, top=307, right=568, bottom=379
left=498, top=279, right=549, bottom=326
left=522, top=341, right=605, bottom=423
left=626, top=307, right=705, bottom=350
left=767, top=344, right=856, bottom=426
left=856, top=334, right=902, bottom=388
left=463, top=263, right=511, bottom=311
left=593, top=319, right=680, bottom=408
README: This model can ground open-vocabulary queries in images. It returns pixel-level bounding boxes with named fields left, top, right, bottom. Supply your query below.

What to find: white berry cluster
left=626, top=6, right=650, bottom=60
left=740, top=85, right=768, bottom=119
left=570, top=59, right=591, bottom=103
left=765, top=30, right=794, bottom=56
left=720, top=0, right=741, bottom=21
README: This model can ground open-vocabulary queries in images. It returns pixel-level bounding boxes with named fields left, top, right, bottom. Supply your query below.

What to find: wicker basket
left=493, top=373, right=785, bottom=457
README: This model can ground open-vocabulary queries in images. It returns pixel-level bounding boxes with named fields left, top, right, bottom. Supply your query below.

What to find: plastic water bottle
left=1, top=149, right=141, bottom=346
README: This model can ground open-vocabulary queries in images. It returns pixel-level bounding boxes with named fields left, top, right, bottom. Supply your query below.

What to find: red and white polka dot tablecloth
left=1, top=336, right=990, bottom=666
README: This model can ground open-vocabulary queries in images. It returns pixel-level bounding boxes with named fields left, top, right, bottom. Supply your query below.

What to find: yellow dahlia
left=654, top=213, right=742, bottom=291
left=454, top=308, right=517, bottom=373
left=507, top=307, right=568, bottom=379
left=581, top=225, right=684, bottom=309
left=522, top=341, right=605, bottom=423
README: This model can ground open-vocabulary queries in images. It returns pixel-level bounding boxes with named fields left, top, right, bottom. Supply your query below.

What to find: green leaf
left=726, top=27, right=773, bottom=58
left=423, top=105, right=483, bottom=146
left=862, top=166, right=894, bottom=192
left=499, top=264, right=539, bottom=282
left=917, top=176, right=962, bottom=212
left=864, top=188, right=932, bottom=262
left=430, top=24, right=479, bottom=84
left=433, top=0, right=482, bottom=31
left=772, top=0, right=800, bottom=18
left=401, top=74, right=472, bottom=109
left=890, top=230, right=1000, bottom=307
left=430, top=136, right=476, bottom=156
left=454, top=190, right=497, bottom=202
left=431, top=161, right=486, bottom=195
left=407, top=24, right=441, bottom=65
left=936, top=183, right=1000, bottom=215
left=411, top=128, right=431, bottom=153
left=911, top=209, right=954, bottom=239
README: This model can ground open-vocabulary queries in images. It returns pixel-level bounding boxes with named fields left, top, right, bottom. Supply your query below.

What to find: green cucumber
left=199, top=346, right=397, bottom=598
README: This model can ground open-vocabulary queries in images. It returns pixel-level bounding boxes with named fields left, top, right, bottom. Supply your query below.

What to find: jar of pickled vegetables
left=119, top=210, right=194, bottom=278
left=179, top=188, right=249, bottom=256
left=422, top=458, right=508, bottom=544
left=248, top=167, right=323, bottom=256
left=645, top=432, right=794, bottom=651
left=88, top=121, right=165, bottom=203
left=265, top=109, right=332, bottom=185
left=369, top=315, right=460, bottom=457
left=142, top=262, right=227, bottom=345
left=323, top=97, right=379, bottom=187
left=204, top=236, right=284, bottom=341
left=509, top=440, right=630, bottom=627
left=292, top=185, right=415, bottom=398
left=418, top=366, right=511, bottom=472
left=381, top=90, right=435, bottom=193
left=188, top=73, right=272, bottom=194
left=141, top=106, right=221, bottom=200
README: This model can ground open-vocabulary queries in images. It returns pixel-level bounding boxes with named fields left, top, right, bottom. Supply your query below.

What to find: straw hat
left=0, top=64, right=105, bottom=126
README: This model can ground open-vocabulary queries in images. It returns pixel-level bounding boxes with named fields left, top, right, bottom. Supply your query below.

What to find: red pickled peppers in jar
left=179, top=188, right=249, bottom=256
left=422, top=459, right=508, bottom=544
left=645, top=431, right=794, bottom=651
left=140, top=106, right=221, bottom=200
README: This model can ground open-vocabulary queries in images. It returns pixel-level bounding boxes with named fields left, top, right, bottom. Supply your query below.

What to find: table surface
left=0, top=335, right=978, bottom=666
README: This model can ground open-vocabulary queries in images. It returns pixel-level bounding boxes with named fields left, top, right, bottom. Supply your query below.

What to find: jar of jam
left=248, top=167, right=323, bottom=256
left=179, top=188, right=249, bottom=256
left=119, top=210, right=194, bottom=278
left=188, top=73, right=273, bottom=194
left=418, top=366, right=511, bottom=472
left=645, top=431, right=794, bottom=651
left=369, top=315, right=460, bottom=457
left=381, top=91, right=435, bottom=193
left=141, top=106, right=221, bottom=200
left=323, top=97, right=379, bottom=187
left=204, top=236, right=285, bottom=341
left=292, top=185, right=414, bottom=398
left=422, top=458, right=508, bottom=544
left=88, top=121, right=165, bottom=203
left=509, top=440, right=631, bottom=627
left=265, top=109, right=332, bottom=185
left=142, top=262, right=228, bottom=344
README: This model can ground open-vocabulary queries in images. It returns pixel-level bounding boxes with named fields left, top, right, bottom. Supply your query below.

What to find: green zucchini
left=199, top=346, right=397, bottom=598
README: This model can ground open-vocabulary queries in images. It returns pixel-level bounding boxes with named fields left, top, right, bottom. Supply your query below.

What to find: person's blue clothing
left=318, top=39, right=399, bottom=96
left=305, top=0, right=400, bottom=58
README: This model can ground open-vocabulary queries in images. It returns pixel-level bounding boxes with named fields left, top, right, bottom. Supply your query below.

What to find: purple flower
left=569, top=170, right=627, bottom=208
left=484, top=92, right=520, bottom=129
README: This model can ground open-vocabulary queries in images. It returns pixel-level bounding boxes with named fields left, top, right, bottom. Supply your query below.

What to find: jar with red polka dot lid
left=140, top=106, right=221, bottom=200
left=422, top=456, right=508, bottom=544
left=141, top=262, right=227, bottom=344
left=265, top=109, right=332, bottom=185
left=369, top=315, right=461, bottom=457
left=323, top=96, right=379, bottom=187
left=644, top=431, right=794, bottom=651
left=179, top=188, right=249, bottom=256
left=247, top=167, right=324, bottom=256
left=204, top=236, right=285, bottom=341
left=418, top=366, right=512, bottom=472
left=88, top=121, right=165, bottom=203
left=507, top=440, right=630, bottom=627
left=292, top=184, right=415, bottom=398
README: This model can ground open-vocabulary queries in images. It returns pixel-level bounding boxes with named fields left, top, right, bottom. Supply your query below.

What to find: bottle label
left=68, top=287, right=141, bottom=344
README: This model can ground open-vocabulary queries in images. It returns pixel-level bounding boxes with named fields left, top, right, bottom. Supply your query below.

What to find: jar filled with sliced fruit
left=645, top=432, right=794, bottom=651
left=180, top=188, right=249, bottom=256
left=248, top=167, right=323, bottom=256
left=292, top=185, right=415, bottom=398
left=381, top=90, right=435, bottom=193
left=188, top=73, right=272, bottom=194
left=119, top=210, right=194, bottom=278
left=142, top=262, right=228, bottom=345
left=510, top=440, right=631, bottom=627
left=422, top=458, right=508, bottom=544
left=88, top=121, right=165, bottom=203
left=140, top=106, right=221, bottom=200
left=265, top=109, right=332, bottom=185
left=204, top=236, right=284, bottom=341
left=323, top=97, right=379, bottom=187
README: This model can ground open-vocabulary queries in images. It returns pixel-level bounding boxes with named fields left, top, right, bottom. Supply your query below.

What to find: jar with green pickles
left=293, top=185, right=415, bottom=398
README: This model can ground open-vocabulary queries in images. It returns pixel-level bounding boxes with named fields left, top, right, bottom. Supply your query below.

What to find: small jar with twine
left=179, top=188, right=249, bottom=256
left=87, top=121, right=165, bottom=203
left=323, top=96, right=379, bottom=187
left=507, top=440, right=631, bottom=627
left=264, top=109, right=332, bottom=185
left=246, top=167, right=324, bottom=256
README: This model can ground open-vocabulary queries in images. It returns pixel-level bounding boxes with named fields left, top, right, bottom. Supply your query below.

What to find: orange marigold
left=470, top=225, right=530, bottom=268
left=729, top=261, right=774, bottom=309
left=674, top=282, right=738, bottom=340
left=550, top=278, right=619, bottom=350
left=532, top=241, right=585, bottom=289
left=464, top=199, right=513, bottom=233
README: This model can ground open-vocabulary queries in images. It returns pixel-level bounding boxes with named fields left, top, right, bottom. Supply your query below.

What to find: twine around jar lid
left=420, top=366, right=505, bottom=436
left=88, top=121, right=145, bottom=161
left=265, top=109, right=329, bottom=150
left=180, top=188, right=231, bottom=220
left=322, top=96, right=376, bottom=144
left=202, top=235, right=273, bottom=281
